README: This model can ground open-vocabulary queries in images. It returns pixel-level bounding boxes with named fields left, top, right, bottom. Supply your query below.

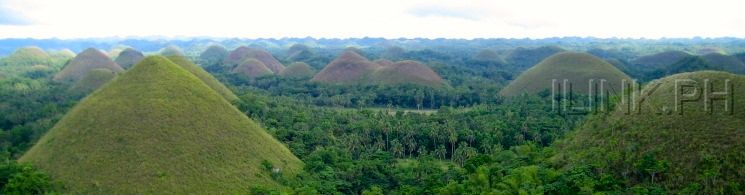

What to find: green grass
left=500, top=52, right=632, bottom=96
left=20, top=56, right=302, bottom=194
left=555, top=71, right=745, bottom=193
left=166, top=55, right=238, bottom=102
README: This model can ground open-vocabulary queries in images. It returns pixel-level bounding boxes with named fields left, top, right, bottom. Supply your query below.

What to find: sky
left=0, top=0, right=744, bottom=39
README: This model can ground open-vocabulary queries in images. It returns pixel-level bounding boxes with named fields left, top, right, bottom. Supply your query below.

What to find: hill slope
left=371, top=60, right=444, bottom=87
left=114, top=48, right=144, bottom=69
left=159, top=45, right=185, bottom=56
left=53, top=48, right=124, bottom=82
left=500, top=52, right=631, bottom=96
left=505, top=46, right=565, bottom=70
left=20, top=56, right=303, bottom=194
left=165, top=55, right=238, bottom=102
left=556, top=71, right=745, bottom=193
left=312, top=50, right=380, bottom=84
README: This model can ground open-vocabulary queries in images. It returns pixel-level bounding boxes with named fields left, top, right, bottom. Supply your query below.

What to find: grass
left=500, top=52, right=631, bottom=96
left=2, top=46, right=51, bottom=67
left=20, top=56, right=302, bottom=194
left=53, top=48, right=124, bottom=82
left=556, top=71, right=745, bottom=192
left=166, top=55, right=238, bottom=102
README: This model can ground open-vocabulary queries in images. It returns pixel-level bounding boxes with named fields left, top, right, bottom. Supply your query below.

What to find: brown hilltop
left=371, top=60, right=444, bottom=87
left=114, top=48, right=144, bottom=69
left=224, top=46, right=284, bottom=73
left=312, top=50, right=380, bottom=84
left=232, top=58, right=274, bottom=79
left=54, top=48, right=124, bottom=82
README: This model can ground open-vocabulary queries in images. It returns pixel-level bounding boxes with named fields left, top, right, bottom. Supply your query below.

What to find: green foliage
left=0, top=161, right=57, bottom=194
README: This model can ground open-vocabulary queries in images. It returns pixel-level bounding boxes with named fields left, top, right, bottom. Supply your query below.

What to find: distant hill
left=500, top=52, right=631, bottom=96
left=2, top=46, right=51, bottom=66
left=279, top=62, right=315, bottom=79
left=505, top=46, right=565, bottom=70
left=556, top=71, right=745, bottom=193
left=312, top=50, right=380, bottom=84
left=632, top=50, right=692, bottom=68
left=701, top=53, right=745, bottom=73
left=159, top=45, right=185, bottom=56
left=68, top=68, right=117, bottom=95
left=371, top=60, right=445, bottom=87
left=285, top=44, right=314, bottom=62
left=53, top=48, right=124, bottom=82
left=381, top=46, right=406, bottom=60
left=114, top=48, right=144, bottom=69
left=224, top=46, right=284, bottom=73
left=199, top=45, right=228, bottom=67
left=166, top=55, right=238, bottom=102
left=232, top=58, right=274, bottom=79
left=20, top=56, right=303, bottom=193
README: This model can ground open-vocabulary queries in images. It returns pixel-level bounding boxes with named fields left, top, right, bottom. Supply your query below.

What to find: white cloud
left=0, top=0, right=744, bottom=39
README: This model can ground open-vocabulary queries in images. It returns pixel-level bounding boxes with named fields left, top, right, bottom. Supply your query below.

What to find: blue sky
left=0, top=0, right=744, bottom=39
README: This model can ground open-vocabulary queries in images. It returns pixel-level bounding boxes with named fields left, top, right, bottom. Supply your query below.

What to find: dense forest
left=0, top=37, right=744, bottom=194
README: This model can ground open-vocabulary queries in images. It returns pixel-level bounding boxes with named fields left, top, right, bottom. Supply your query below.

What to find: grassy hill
left=68, top=68, right=117, bottom=95
left=632, top=50, right=692, bottom=68
left=555, top=71, right=745, bottom=193
left=20, top=56, right=303, bottom=194
left=312, top=50, right=380, bottom=84
left=224, top=46, right=284, bottom=73
left=165, top=55, right=238, bottom=102
left=114, top=48, right=144, bottom=69
left=53, top=48, right=124, bottom=82
left=232, top=58, right=274, bottom=79
left=199, top=45, right=228, bottom=67
left=279, top=62, right=315, bottom=79
left=500, top=52, right=631, bottom=96
left=370, top=60, right=445, bottom=87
